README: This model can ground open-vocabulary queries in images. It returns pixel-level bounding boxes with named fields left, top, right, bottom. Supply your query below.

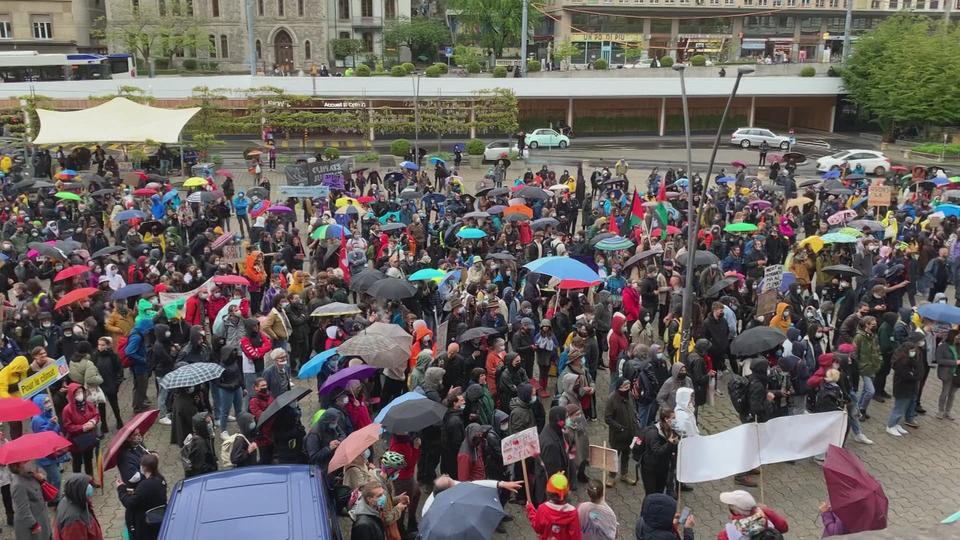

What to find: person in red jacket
left=807, top=352, right=837, bottom=391
left=61, top=383, right=101, bottom=483
left=387, top=433, right=421, bottom=532
left=716, top=490, right=789, bottom=540
left=52, top=473, right=103, bottom=540
left=526, top=472, right=581, bottom=540
left=248, top=378, right=275, bottom=465
left=457, top=423, right=489, bottom=482
left=608, top=312, right=629, bottom=374
left=205, top=286, right=228, bottom=327
left=184, top=289, right=207, bottom=327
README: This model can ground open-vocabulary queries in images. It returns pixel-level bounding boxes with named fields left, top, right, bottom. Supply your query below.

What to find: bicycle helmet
left=380, top=450, right=406, bottom=470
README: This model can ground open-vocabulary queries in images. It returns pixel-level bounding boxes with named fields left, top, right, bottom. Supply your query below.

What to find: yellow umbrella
left=183, top=177, right=207, bottom=188
left=799, top=235, right=824, bottom=253
left=335, top=197, right=362, bottom=209
left=786, top=196, right=813, bottom=209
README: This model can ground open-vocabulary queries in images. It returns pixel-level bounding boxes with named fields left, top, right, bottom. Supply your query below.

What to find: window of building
left=278, top=0, right=284, bottom=16
left=870, top=0, right=880, bottom=5
left=304, top=39, right=312, bottom=59
left=132, top=0, right=139, bottom=13
left=815, top=0, right=824, bottom=6
left=829, top=0, right=839, bottom=6
left=220, top=35, right=228, bottom=57
left=800, top=16, right=821, bottom=33
left=361, top=31, right=373, bottom=51
left=930, top=0, right=939, bottom=8
left=888, top=0, right=897, bottom=7
left=385, top=0, right=396, bottom=18
left=361, top=0, right=373, bottom=17
left=31, top=15, right=53, bottom=39
left=916, top=0, right=924, bottom=7
left=208, top=34, right=217, bottom=57
left=338, top=0, right=349, bottom=18
left=258, top=0, right=265, bottom=15
left=186, top=0, right=193, bottom=15
left=339, top=31, right=350, bottom=39
left=158, top=0, right=166, bottom=15
left=801, top=0, right=810, bottom=5
left=902, top=0, right=911, bottom=6
left=212, top=0, right=219, bottom=16
left=0, top=15, right=10, bottom=39
left=649, top=18, right=671, bottom=33
left=298, top=0, right=304, bottom=16
left=255, top=39, right=262, bottom=59
left=743, top=0, right=753, bottom=5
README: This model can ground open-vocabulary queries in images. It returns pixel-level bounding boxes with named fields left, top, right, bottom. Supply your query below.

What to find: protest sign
left=756, top=289, right=779, bottom=317
left=868, top=185, right=894, bottom=208
left=589, top=444, right=619, bottom=474
left=501, top=427, right=539, bottom=465
left=761, top=264, right=784, bottom=293
left=221, top=244, right=246, bottom=266
left=19, top=357, right=69, bottom=399
left=283, top=158, right=354, bottom=185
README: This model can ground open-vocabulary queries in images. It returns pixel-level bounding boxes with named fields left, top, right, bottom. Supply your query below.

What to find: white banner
left=158, top=276, right=215, bottom=306
left=677, top=411, right=845, bottom=483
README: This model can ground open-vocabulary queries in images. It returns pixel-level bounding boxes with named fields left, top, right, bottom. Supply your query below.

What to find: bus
left=105, top=53, right=136, bottom=79
left=0, top=51, right=136, bottom=82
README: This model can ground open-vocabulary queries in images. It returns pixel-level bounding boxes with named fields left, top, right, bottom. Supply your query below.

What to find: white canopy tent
left=32, top=97, right=201, bottom=145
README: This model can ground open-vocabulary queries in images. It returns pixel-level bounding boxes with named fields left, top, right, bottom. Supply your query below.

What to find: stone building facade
left=0, top=0, right=104, bottom=53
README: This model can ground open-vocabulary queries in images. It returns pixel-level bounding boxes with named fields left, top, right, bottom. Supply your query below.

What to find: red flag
left=628, top=188, right=645, bottom=226
left=656, top=178, right=667, bottom=202
left=609, top=213, right=620, bottom=234
left=338, top=230, right=351, bottom=284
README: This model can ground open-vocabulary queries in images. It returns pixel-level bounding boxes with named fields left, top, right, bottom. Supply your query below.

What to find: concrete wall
left=527, top=62, right=833, bottom=78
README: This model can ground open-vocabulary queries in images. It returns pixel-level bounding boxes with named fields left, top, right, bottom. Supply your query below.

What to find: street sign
left=19, top=357, right=68, bottom=399
left=444, top=47, right=453, bottom=58
left=501, top=426, right=539, bottom=465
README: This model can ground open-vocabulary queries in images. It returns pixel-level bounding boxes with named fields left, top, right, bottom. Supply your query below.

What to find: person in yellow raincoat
left=0, top=355, right=30, bottom=437
left=881, top=210, right=898, bottom=241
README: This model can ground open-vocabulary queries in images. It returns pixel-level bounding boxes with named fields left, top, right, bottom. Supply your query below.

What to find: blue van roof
left=159, top=465, right=341, bottom=540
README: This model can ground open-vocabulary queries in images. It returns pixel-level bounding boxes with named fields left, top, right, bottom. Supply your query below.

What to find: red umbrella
left=328, top=423, right=381, bottom=473
left=555, top=279, right=601, bottom=290
left=651, top=226, right=681, bottom=236
left=53, top=264, right=90, bottom=282
left=823, top=444, right=888, bottom=533
left=357, top=196, right=376, bottom=204
left=211, top=232, right=235, bottom=250
left=890, top=165, right=909, bottom=173
left=0, top=431, right=71, bottom=465
left=215, top=169, right=233, bottom=177
left=133, top=188, right=157, bottom=197
left=213, top=275, right=251, bottom=287
left=54, top=287, right=99, bottom=310
left=0, top=398, right=40, bottom=422
left=731, top=159, right=747, bottom=169
left=104, top=410, right=159, bottom=470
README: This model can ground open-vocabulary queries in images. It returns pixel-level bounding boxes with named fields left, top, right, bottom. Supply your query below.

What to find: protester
left=52, top=474, right=103, bottom=540
left=526, top=473, right=581, bottom=540
left=634, top=492, right=693, bottom=540
left=10, top=461, right=50, bottom=540
left=117, top=454, right=167, bottom=540
left=717, top=490, right=789, bottom=540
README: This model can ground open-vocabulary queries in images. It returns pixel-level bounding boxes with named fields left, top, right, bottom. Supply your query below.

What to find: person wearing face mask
left=181, top=412, right=218, bottom=478
left=284, top=294, right=310, bottom=372
left=61, top=383, right=101, bottom=482
left=603, top=377, right=638, bottom=487
left=52, top=474, right=102, bottom=540
left=349, top=481, right=389, bottom=540
left=247, top=379, right=276, bottom=465
left=262, top=292, right=292, bottom=352
left=35, top=312, right=63, bottom=359
left=183, top=288, right=208, bottom=328
left=30, top=394, right=66, bottom=500
left=305, top=389, right=353, bottom=477
left=372, top=451, right=409, bottom=538
left=117, top=453, right=167, bottom=540
left=176, top=325, right=211, bottom=365
left=439, top=390, right=466, bottom=478
left=887, top=332, right=925, bottom=436
left=655, top=363, right=692, bottom=412
left=532, top=406, right=570, bottom=505
left=263, top=348, right=292, bottom=398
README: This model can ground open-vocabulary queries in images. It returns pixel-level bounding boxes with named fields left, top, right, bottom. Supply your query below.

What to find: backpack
left=727, top=373, right=751, bottom=421
left=116, top=335, right=131, bottom=368
left=179, top=435, right=196, bottom=476
left=220, top=433, right=253, bottom=469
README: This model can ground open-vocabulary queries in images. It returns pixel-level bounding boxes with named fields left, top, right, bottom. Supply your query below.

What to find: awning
left=32, top=97, right=201, bottom=145
left=741, top=42, right=766, bottom=50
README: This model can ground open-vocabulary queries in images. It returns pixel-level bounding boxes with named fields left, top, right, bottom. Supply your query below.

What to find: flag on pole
left=628, top=188, right=644, bottom=227
left=338, top=230, right=351, bottom=284
left=654, top=179, right=670, bottom=241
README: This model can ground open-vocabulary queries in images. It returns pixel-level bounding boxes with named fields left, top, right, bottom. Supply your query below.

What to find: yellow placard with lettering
left=19, top=357, right=69, bottom=399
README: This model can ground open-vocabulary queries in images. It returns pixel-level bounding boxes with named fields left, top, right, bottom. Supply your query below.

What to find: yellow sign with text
left=19, top=358, right=69, bottom=399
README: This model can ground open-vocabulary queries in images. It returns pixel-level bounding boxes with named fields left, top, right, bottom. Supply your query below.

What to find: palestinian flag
left=654, top=179, right=669, bottom=241
left=628, top=188, right=644, bottom=228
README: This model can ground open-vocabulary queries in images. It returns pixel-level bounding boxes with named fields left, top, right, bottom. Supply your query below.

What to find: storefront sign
left=321, top=101, right=366, bottom=109
left=284, top=158, right=354, bottom=185
left=571, top=33, right=643, bottom=43
left=19, top=357, right=68, bottom=399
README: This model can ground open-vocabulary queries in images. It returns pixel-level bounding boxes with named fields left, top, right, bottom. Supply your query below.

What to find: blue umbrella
left=373, top=391, right=427, bottom=424
left=111, top=283, right=155, bottom=300
left=113, top=209, right=145, bottom=222
left=673, top=177, right=689, bottom=188
left=821, top=169, right=841, bottom=179
left=934, top=177, right=950, bottom=187
left=918, top=303, right=960, bottom=324
left=298, top=348, right=339, bottom=379
left=422, top=193, right=445, bottom=206
left=936, top=204, right=960, bottom=217
left=487, top=205, right=506, bottom=215
left=420, top=482, right=506, bottom=540
left=716, top=176, right=735, bottom=184
left=162, top=189, right=179, bottom=204
left=400, top=161, right=419, bottom=171
left=456, top=227, right=487, bottom=240
left=429, top=156, right=445, bottom=165
left=524, top=256, right=600, bottom=283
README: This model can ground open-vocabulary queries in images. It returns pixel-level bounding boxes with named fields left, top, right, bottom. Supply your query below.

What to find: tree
left=552, top=41, right=578, bottom=70
left=453, top=45, right=484, bottom=68
left=383, top=17, right=450, bottom=63
left=843, top=14, right=960, bottom=141
left=624, top=46, right=644, bottom=65
left=95, top=3, right=210, bottom=75
left=448, top=0, right=541, bottom=58
left=329, top=38, right=364, bottom=67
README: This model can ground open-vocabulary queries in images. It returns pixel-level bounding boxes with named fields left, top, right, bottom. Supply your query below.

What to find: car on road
left=484, top=140, right=519, bottom=161
left=160, top=465, right=342, bottom=540
left=815, top=149, right=891, bottom=175
left=525, top=128, right=570, bottom=149
left=730, top=127, right=793, bottom=150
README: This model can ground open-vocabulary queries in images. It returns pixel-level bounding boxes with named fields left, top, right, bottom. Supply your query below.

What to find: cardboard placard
left=436, top=320, right=449, bottom=350
left=868, top=185, right=894, bottom=207
left=589, top=444, right=619, bottom=473
left=19, top=357, right=68, bottom=399
left=221, top=243, right=246, bottom=266
left=761, top=264, right=784, bottom=293
left=501, top=426, right=539, bottom=466
left=756, top=289, right=779, bottom=317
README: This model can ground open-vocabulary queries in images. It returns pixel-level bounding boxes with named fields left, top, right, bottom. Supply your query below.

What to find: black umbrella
left=90, top=188, right=117, bottom=197
left=366, top=278, right=417, bottom=299
left=400, top=190, right=422, bottom=201
left=27, top=242, right=65, bottom=259
left=828, top=187, right=854, bottom=196
left=381, top=398, right=446, bottom=434
left=256, top=387, right=311, bottom=429
left=351, top=269, right=386, bottom=292
left=781, top=152, right=806, bottom=164
left=822, top=179, right=844, bottom=191
left=381, top=222, right=407, bottom=233
left=419, top=482, right=506, bottom=540
left=138, top=220, right=164, bottom=234
left=487, top=187, right=510, bottom=198
left=531, top=217, right=559, bottom=230
left=623, top=249, right=661, bottom=271
left=90, top=245, right=126, bottom=259
left=822, top=264, right=863, bottom=278
left=54, top=240, right=82, bottom=253
left=516, top=186, right=550, bottom=200
left=11, top=179, right=36, bottom=192
left=246, top=187, right=269, bottom=199
left=705, top=276, right=739, bottom=298
left=422, top=193, right=445, bottom=207
left=798, top=179, right=820, bottom=188
left=475, top=187, right=493, bottom=197
left=505, top=213, right=529, bottom=223
left=675, top=249, right=720, bottom=268
left=588, top=232, right=615, bottom=246
left=731, top=326, right=787, bottom=356
left=485, top=252, right=516, bottom=261
left=458, top=327, right=501, bottom=343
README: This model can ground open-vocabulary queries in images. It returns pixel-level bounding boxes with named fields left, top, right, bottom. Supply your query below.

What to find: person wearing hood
left=634, top=493, right=693, bottom=540
left=239, top=319, right=272, bottom=401
left=408, top=350, right=432, bottom=391
left=935, top=329, right=960, bottom=419
left=560, top=349, right=596, bottom=420
left=61, top=383, right=100, bottom=482
left=673, top=387, right=699, bottom=437
left=685, top=339, right=712, bottom=407
left=887, top=333, right=925, bottom=436
left=349, top=481, right=387, bottom=540
left=148, top=324, right=175, bottom=424
left=498, top=352, right=529, bottom=410
left=769, top=302, right=792, bottom=333
left=344, top=379, right=373, bottom=431
left=176, top=325, right=211, bottom=365
left=608, top=313, right=629, bottom=376
left=440, top=389, right=466, bottom=478
left=656, top=363, right=692, bottom=412
left=228, top=412, right=261, bottom=468
left=305, top=390, right=353, bottom=472
left=215, top=346, right=244, bottom=439
left=30, top=394, right=66, bottom=499
left=464, top=373, right=495, bottom=426
left=564, top=403, right=590, bottom=487
left=533, top=406, right=570, bottom=505
left=526, top=472, right=581, bottom=540
left=604, top=377, right=637, bottom=487
left=168, top=375, right=204, bottom=447
left=125, top=315, right=154, bottom=415
left=747, top=358, right=778, bottom=423
left=248, top=378, right=276, bottom=465
left=215, top=303, right=245, bottom=352
left=93, top=337, right=124, bottom=433
left=9, top=460, right=51, bottom=540
left=52, top=473, right=102, bottom=540
left=182, top=412, right=218, bottom=478
left=639, top=408, right=679, bottom=496
left=416, top=367, right=444, bottom=486
left=117, top=453, right=167, bottom=540
left=0, top=355, right=29, bottom=439
left=408, top=319, right=436, bottom=371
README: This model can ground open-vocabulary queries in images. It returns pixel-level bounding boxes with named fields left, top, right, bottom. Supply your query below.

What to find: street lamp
left=676, top=64, right=754, bottom=365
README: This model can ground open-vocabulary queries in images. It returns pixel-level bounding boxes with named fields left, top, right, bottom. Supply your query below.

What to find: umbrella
left=799, top=235, right=824, bottom=253
left=429, top=156, right=446, bottom=165
left=623, top=249, right=662, bottom=270
left=381, top=222, right=407, bottom=233
left=90, top=245, right=125, bottom=260
left=595, top=236, right=635, bottom=251
left=400, top=160, right=419, bottom=171
left=798, top=178, right=820, bottom=188
left=399, top=189, right=422, bottom=201
left=827, top=209, right=857, bottom=225
left=837, top=227, right=863, bottom=238
left=0, top=397, right=40, bottom=422
left=351, top=269, right=386, bottom=292
left=183, top=177, right=207, bottom=188
left=216, top=168, right=233, bottom=177
left=675, top=249, right=720, bottom=268
left=784, top=196, right=812, bottom=209
left=0, top=431, right=72, bottom=465
left=54, top=191, right=82, bottom=202
left=524, top=256, right=600, bottom=283
left=132, top=188, right=157, bottom=197
left=516, top=186, right=550, bottom=200
left=485, top=252, right=516, bottom=262
left=731, top=326, right=787, bottom=356
left=138, top=220, right=164, bottom=235
left=456, top=227, right=487, bottom=240
left=464, top=211, right=488, bottom=220
left=310, top=302, right=362, bottom=317
left=828, top=187, right=853, bottom=196
left=104, top=410, right=160, bottom=470
left=704, top=276, right=739, bottom=298
left=715, top=175, right=736, bottom=184
left=917, top=303, right=960, bottom=324
left=487, top=187, right=510, bottom=198
left=374, top=392, right=427, bottom=424
left=327, top=423, right=382, bottom=473
left=54, top=287, right=99, bottom=310
left=366, top=278, right=417, bottom=299
left=337, top=333, right=409, bottom=370
left=161, top=189, right=180, bottom=204
left=408, top=268, right=445, bottom=281
left=27, top=242, right=64, bottom=260
left=211, top=232, right=235, bottom=250
left=845, top=172, right=866, bottom=181
left=822, top=265, right=863, bottom=278
left=111, top=283, right=156, bottom=300
left=531, top=217, right=559, bottom=230
left=551, top=278, right=601, bottom=290
left=53, top=264, right=89, bottom=282
left=587, top=232, right=616, bottom=246
left=420, top=482, right=506, bottom=540
left=889, top=165, right=908, bottom=173
left=59, top=169, right=78, bottom=177
left=336, top=205, right=359, bottom=216
left=381, top=398, right=446, bottom=434
left=502, top=204, right=533, bottom=219
left=935, top=204, right=960, bottom=218
left=724, top=223, right=758, bottom=233
left=310, top=223, right=351, bottom=240
left=247, top=187, right=269, bottom=199
left=267, top=205, right=293, bottom=214
left=548, top=184, right=569, bottom=192
left=212, top=275, right=251, bottom=287
left=848, top=219, right=883, bottom=232
left=505, top=213, right=529, bottom=223
left=297, top=348, right=339, bottom=379
left=160, top=362, right=225, bottom=389
left=782, top=151, right=806, bottom=164
left=822, top=169, right=841, bottom=179
left=422, top=193, right=446, bottom=207
left=458, top=327, right=501, bottom=343
left=91, top=188, right=117, bottom=197
left=823, top=444, right=888, bottom=533
left=256, top=387, right=311, bottom=429
left=113, top=209, right=145, bottom=222
left=731, top=160, right=747, bottom=168
left=747, top=200, right=772, bottom=210
left=822, top=232, right=858, bottom=244
left=319, top=365, right=379, bottom=395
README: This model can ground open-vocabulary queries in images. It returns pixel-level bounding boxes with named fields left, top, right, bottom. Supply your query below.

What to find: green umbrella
left=55, top=191, right=82, bottom=202
left=822, top=232, right=858, bottom=244
left=724, top=222, right=759, bottom=233
left=594, top=236, right=634, bottom=251
left=949, top=176, right=960, bottom=183
left=837, top=227, right=863, bottom=237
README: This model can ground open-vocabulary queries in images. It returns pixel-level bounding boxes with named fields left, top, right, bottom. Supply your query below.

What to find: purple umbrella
left=319, top=364, right=379, bottom=395
left=748, top=199, right=772, bottom=209
left=267, top=205, right=293, bottom=213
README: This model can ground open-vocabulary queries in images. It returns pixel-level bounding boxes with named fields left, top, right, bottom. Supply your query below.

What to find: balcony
left=351, top=16, right=383, bottom=28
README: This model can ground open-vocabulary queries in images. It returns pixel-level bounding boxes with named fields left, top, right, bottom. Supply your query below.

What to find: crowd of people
left=0, top=143, right=953, bottom=540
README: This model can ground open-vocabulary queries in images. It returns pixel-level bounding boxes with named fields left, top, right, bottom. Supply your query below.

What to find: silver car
left=730, top=127, right=792, bottom=150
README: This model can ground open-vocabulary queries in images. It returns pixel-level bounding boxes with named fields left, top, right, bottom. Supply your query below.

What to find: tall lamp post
left=676, top=64, right=754, bottom=365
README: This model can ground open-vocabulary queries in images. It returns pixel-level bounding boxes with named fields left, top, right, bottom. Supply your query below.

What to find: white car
left=815, top=149, right=891, bottom=175
left=730, top=127, right=793, bottom=150
left=483, top=140, right=519, bottom=161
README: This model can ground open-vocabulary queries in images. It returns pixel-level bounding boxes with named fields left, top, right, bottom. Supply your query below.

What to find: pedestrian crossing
left=269, top=139, right=373, bottom=150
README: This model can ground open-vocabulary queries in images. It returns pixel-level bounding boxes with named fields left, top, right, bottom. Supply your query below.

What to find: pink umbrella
left=731, top=160, right=747, bottom=169
left=768, top=153, right=783, bottom=164
left=827, top=209, right=857, bottom=226
left=266, top=205, right=293, bottom=213
left=748, top=200, right=772, bottom=209
left=211, top=232, right=235, bottom=250
left=215, top=169, right=233, bottom=177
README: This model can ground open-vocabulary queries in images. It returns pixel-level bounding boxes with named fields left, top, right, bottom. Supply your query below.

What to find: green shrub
left=493, top=66, right=507, bottom=78
left=182, top=59, right=198, bottom=71
left=593, top=58, right=608, bottom=70
left=800, top=66, right=816, bottom=77
left=912, top=142, right=960, bottom=156
left=467, top=62, right=481, bottom=74
left=390, top=139, right=411, bottom=157
left=433, top=62, right=448, bottom=74
left=402, top=62, right=415, bottom=74
left=355, top=151, right=380, bottom=162
left=527, top=59, right=541, bottom=72
left=465, top=138, right=486, bottom=156
left=390, top=65, right=406, bottom=77
left=355, top=64, right=371, bottom=76
left=689, top=54, right=706, bottom=66
left=659, top=56, right=674, bottom=68
left=425, top=65, right=442, bottom=77
left=322, top=147, right=341, bottom=160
